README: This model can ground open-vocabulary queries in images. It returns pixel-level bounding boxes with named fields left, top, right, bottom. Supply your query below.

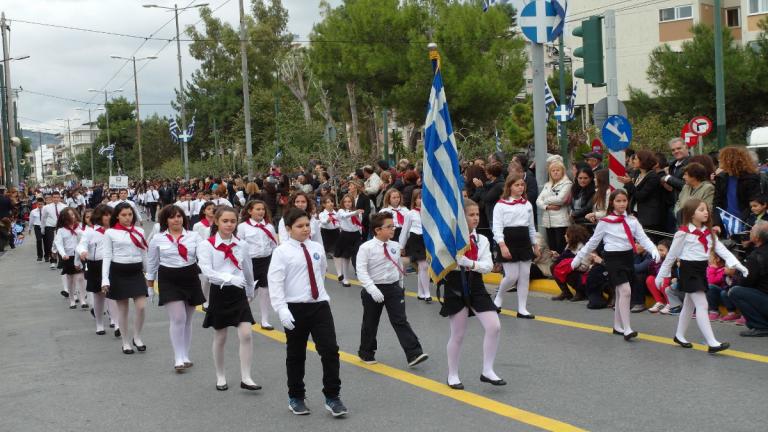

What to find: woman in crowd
left=714, top=146, right=761, bottom=228
left=537, top=160, right=573, bottom=254
left=622, top=150, right=665, bottom=235
left=586, top=169, right=610, bottom=223
left=569, top=167, right=596, bottom=225
left=674, top=162, right=715, bottom=222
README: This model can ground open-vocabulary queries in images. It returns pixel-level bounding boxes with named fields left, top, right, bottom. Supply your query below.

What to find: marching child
left=573, top=189, right=660, bottom=340
left=193, top=201, right=216, bottom=310
left=656, top=198, right=747, bottom=353
left=492, top=174, right=539, bottom=318
left=277, top=192, right=323, bottom=246
left=29, top=197, right=44, bottom=262
left=356, top=212, right=428, bottom=368
left=197, top=206, right=260, bottom=391
left=54, top=208, right=86, bottom=309
left=334, top=194, right=364, bottom=288
left=318, top=196, right=340, bottom=255
left=238, top=200, right=278, bottom=330
left=77, top=204, right=118, bottom=335
left=379, top=188, right=408, bottom=242
left=268, top=208, right=346, bottom=417
left=440, top=199, right=504, bottom=390
left=399, top=189, right=432, bottom=302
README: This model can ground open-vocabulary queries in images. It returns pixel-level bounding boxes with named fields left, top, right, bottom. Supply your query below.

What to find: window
left=750, top=0, right=768, bottom=14
left=659, top=4, right=693, bottom=22
left=726, top=8, right=740, bottom=27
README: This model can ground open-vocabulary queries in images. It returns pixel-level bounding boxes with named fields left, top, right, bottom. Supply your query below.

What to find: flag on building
left=717, top=207, right=749, bottom=237
left=422, top=58, right=470, bottom=283
left=169, top=119, right=180, bottom=143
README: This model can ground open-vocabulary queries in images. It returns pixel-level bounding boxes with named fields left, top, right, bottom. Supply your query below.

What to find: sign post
left=689, top=116, right=713, bottom=155
left=601, top=115, right=632, bottom=191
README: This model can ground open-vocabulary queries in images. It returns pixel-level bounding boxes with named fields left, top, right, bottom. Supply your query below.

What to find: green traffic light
left=571, top=16, right=604, bottom=86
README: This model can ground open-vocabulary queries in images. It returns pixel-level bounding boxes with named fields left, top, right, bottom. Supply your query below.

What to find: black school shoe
left=708, top=342, right=730, bottom=354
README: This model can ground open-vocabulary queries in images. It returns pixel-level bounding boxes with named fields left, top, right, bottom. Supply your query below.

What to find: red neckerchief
left=208, top=236, right=240, bottom=269
left=200, top=218, right=211, bottom=228
left=112, top=224, right=148, bottom=250
left=66, top=225, right=78, bottom=237
left=498, top=198, right=527, bottom=206
left=679, top=225, right=710, bottom=253
left=327, top=212, right=338, bottom=226
left=465, top=234, right=478, bottom=260
left=413, top=207, right=421, bottom=212
left=94, top=225, right=106, bottom=235
left=381, top=241, right=406, bottom=275
left=247, top=219, right=277, bottom=244
left=350, top=212, right=363, bottom=229
left=392, top=208, right=405, bottom=225
left=80, top=223, right=86, bottom=231
left=602, top=213, right=637, bottom=253
left=166, top=233, right=188, bottom=261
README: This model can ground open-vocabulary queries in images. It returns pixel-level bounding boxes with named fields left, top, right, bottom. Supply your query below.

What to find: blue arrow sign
left=601, top=115, right=632, bottom=151
left=518, top=0, right=567, bottom=44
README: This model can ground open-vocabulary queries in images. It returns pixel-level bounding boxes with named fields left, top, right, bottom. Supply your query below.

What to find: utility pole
left=132, top=57, right=144, bottom=179
left=382, top=106, right=389, bottom=165
left=714, top=0, right=726, bottom=148
left=558, top=33, right=569, bottom=168
left=1, top=12, right=19, bottom=186
left=238, top=0, right=254, bottom=179
left=175, top=4, right=190, bottom=181
left=38, top=130, right=44, bottom=182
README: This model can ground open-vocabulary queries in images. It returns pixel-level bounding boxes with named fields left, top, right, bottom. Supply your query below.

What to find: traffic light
left=572, top=16, right=604, bottom=86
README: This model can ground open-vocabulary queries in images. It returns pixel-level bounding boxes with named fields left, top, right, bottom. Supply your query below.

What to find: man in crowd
left=729, top=221, right=768, bottom=337
left=158, top=180, right=175, bottom=207
left=582, top=151, right=602, bottom=174
left=660, top=137, right=690, bottom=198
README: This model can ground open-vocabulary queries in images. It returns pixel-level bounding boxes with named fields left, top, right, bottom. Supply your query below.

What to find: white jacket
left=536, top=178, right=573, bottom=228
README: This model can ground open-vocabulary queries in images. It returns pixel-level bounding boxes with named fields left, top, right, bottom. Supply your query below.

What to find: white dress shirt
left=572, top=211, right=658, bottom=267
left=364, top=172, right=382, bottom=196
left=454, top=230, right=493, bottom=273
left=318, top=210, right=340, bottom=230
left=175, top=199, right=195, bottom=217
left=108, top=200, right=143, bottom=223
left=336, top=209, right=363, bottom=233
left=268, top=238, right=329, bottom=314
left=238, top=219, right=277, bottom=258
left=212, top=197, right=233, bottom=207
left=398, top=209, right=423, bottom=248
left=54, top=226, right=82, bottom=266
left=492, top=198, right=537, bottom=245
left=657, top=224, right=740, bottom=279
left=29, top=208, right=41, bottom=227
left=380, top=206, right=408, bottom=228
left=236, top=190, right=247, bottom=207
left=76, top=225, right=107, bottom=261
left=197, top=233, right=255, bottom=298
left=278, top=216, right=323, bottom=245
left=146, top=229, right=201, bottom=280
left=356, top=238, right=404, bottom=291
left=41, top=202, right=67, bottom=228
left=145, top=190, right=159, bottom=203
left=101, top=226, right=148, bottom=286
left=193, top=220, right=212, bottom=241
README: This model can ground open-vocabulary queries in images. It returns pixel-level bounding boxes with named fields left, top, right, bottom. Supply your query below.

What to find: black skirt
left=603, top=250, right=635, bottom=287
left=321, top=228, right=339, bottom=254
left=202, top=284, right=255, bottom=330
left=439, top=270, right=497, bottom=317
left=158, top=264, right=205, bottom=306
left=60, top=256, right=82, bottom=275
left=85, top=260, right=103, bottom=293
left=106, top=262, right=147, bottom=300
left=499, top=226, right=534, bottom=262
left=393, top=227, right=402, bottom=243
left=678, top=260, right=709, bottom=293
left=334, top=230, right=362, bottom=259
left=251, top=256, right=271, bottom=288
left=405, top=232, right=426, bottom=262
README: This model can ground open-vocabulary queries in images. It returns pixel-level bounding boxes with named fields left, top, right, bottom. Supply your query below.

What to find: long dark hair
left=92, top=204, right=113, bottom=227
left=606, top=189, right=630, bottom=215
left=158, top=205, right=189, bottom=232
left=240, top=200, right=272, bottom=224
left=198, top=201, right=215, bottom=220
left=571, top=167, right=595, bottom=201
left=288, top=191, right=316, bottom=215
left=680, top=198, right=717, bottom=245
left=593, top=169, right=610, bottom=210
left=209, top=206, right=239, bottom=238
left=110, top=202, right=137, bottom=227
left=56, top=207, right=80, bottom=229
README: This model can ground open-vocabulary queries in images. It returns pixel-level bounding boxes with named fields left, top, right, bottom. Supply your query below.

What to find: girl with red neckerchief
left=77, top=204, right=117, bottom=336
left=54, top=207, right=86, bottom=309
left=238, top=200, right=278, bottom=331
left=399, top=189, right=431, bottom=302
left=193, top=201, right=216, bottom=310
left=334, top=194, right=364, bottom=288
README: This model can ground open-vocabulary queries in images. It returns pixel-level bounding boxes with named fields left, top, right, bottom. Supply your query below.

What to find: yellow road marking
left=325, top=274, right=768, bottom=365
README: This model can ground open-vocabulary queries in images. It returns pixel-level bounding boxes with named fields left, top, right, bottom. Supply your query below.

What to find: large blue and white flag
left=717, top=207, right=749, bottom=237
left=422, top=65, right=470, bottom=283
left=483, top=0, right=509, bottom=12
left=169, top=119, right=180, bottom=143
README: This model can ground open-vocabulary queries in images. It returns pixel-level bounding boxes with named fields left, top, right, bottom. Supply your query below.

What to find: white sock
left=477, top=311, right=501, bottom=380
left=515, top=261, right=531, bottom=315
left=446, top=309, right=468, bottom=385
left=616, top=283, right=633, bottom=335
left=333, top=257, right=344, bottom=279
left=691, top=292, right=720, bottom=346
left=238, top=323, right=255, bottom=385
left=183, top=304, right=195, bottom=363
left=258, top=288, right=272, bottom=326
left=497, top=262, right=520, bottom=308
left=213, top=329, right=227, bottom=385
left=93, top=293, right=106, bottom=332
left=167, top=301, right=187, bottom=365
left=418, top=261, right=431, bottom=298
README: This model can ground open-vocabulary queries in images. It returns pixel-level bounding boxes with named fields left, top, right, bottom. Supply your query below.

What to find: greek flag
left=717, top=207, right=749, bottom=237
left=422, top=65, right=470, bottom=283
left=186, top=116, right=196, bottom=141
left=568, top=81, right=578, bottom=120
left=494, top=127, right=502, bottom=153
left=483, top=0, right=507, bottom=12
left=270, top=148, right=283, bottom=167
left=98, top=144, right=115, bottom=156
left=544, top=80, right=557, bottom=107
left=169, top=119, right=180, bottom=143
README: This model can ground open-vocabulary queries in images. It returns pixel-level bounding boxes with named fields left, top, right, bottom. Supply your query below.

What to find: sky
left=2, top=0, right=341, bottom=136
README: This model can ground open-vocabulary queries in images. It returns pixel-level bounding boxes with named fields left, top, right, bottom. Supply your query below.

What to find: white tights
left=63, top=274, right=87, bottom=307
left=614, top=282, right=633, bottom=335
left=496, top=261, right=531, bottom=315
left=257, top=288, right=272, bottom=326
left=93, top=292, right=107, bottom=332
left=116, top=297, right=146, bottom=348
left=337, top=258, right=354, bottom=284
left=446, top=308, right=501, bottom=385
left=200, top=274, right=210, bottom=307
left=166, top=301, right=195, bottom=366
left=417, top=260, right=431, bottom=299
left=212, top=322, right=255, bottom=386
left=676, top=291, right=720, bottom=346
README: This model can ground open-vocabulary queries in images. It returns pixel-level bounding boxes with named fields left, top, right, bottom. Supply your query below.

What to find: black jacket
left=739, top=244, right=768, bottom=294
left=665, top=157, right=690, bottom=194
left=158, top=186, right=175, bottom=205
left=570, top=186, right=595, bottom=224
left=714, top=172, right=761, bottom=221
left=478, top=177, right=504, bottom=227
left=354, top=193, right=372, bottom=234
left=625, top=170, right=665, bottom=228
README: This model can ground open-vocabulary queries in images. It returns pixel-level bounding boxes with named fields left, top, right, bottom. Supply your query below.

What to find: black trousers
left=43, top=227, right=55, bottom=262
left=585, top=264, right=610, bottom=309
left=285, top=301, right=341, bottom=399
left=147, top=202, right=158, bottom=222
left=34, top=225, right=44, bottom=259
left=359, top=282, right=422, bottom=360
left=545, top=227, right=567, bottom=255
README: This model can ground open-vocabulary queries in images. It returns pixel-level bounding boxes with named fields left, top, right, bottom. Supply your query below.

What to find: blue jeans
left=706, top=284, right=736, bottom=312
left=729, top=286, right=768, bottom=330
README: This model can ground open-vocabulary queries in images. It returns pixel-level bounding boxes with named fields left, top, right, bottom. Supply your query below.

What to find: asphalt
left=1, top=226, right=767, bottom=432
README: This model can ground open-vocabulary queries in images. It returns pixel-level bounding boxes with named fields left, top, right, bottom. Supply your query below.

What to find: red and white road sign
left=689, top=116, right=713, bottom=136
left=591, top=138, right=603, bottom=154
left=682, top=123, right=699, bottom=148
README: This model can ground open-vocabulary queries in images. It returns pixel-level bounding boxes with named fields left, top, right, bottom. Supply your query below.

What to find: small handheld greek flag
left=717, top=207, right=749, bottom=237
left=422, top=58, right=470, bottom=283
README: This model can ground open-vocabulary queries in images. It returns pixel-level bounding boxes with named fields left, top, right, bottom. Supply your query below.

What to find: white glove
left=734, top=263, right=749, bottom=278
left=651, top=249, right=661, bottom=263
left=365, top=286, right=385, bottom=303
left=457, top=255, right=473, bottom=268
left=147, top=286, right=155, bottom=298
left=229, top=275, right=246, bottom=288
left=570, top=258, right=581, bottom=270
left=278, top=308, right=295, bottom=330
left=654, top=276, right=664, bottom=289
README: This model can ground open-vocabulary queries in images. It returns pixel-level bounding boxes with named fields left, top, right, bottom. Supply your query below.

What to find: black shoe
left=37, top=257, right=43, bottom=262
left=551, top=293, right=571, bottom=301
left=174, top=364, right=186, bottom=373
left=569, top=295, right=586, bottom=302
left=708, top=342, right=730, bottom=354
left=81, top=304, right=89, bottom=309
left=673, top=336, right=692, bottom=348
left=60, top=290, right=69, bottom=298
left=216, top=383, right=228, bottom=391
left=740, top=328, right=768, bottom=337
left=289, top=398, right=311, bottom=415
left=359, top=354, right=377, bottom=365
left=69, top=305, right=77, bottom=309
left=407, top=353, right=429, bottom=368
left=132, top=339, right=147, bottom=352
left=240, top=381, right=262, bottom=391
left=90, top=308, right=95, bottom=318
left=324, top=397, right=348, bottom=417
left=516, top=312, right=535, bottom=319
left=122, top=346, right=134, bottom=354
left=425, top=297, right=432, bottom=304
left=480, top=375, right=507, bottom=386
left=114, top=328, right=121, bottom=337
left=337, top=275, right=344, bottom=282
left=109, top=323, right=115, bottom=328
left=96, top=330, right=106, bottom=335
left=342, top=282, right=351, bottom=288
left=447, top=381, right=464, bottom=390
left=623, top=331, right=638, bottom=341
left=612, top=329, right=623, bottom=335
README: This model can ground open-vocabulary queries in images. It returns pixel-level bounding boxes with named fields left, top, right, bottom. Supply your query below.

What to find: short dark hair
left=635, top=150, right=657, bottom=171
left=92, top=204, right=112, bottom=226
left=283, top=208, right=309, bottom=228
left=485, top=162, right=503, bottom=178
left=371, top=212, right=392, bottom=232
left=750, top=194, right=768, bottom=206
left=158, top=205, right=189, bottom=232
left=683, top=162, right=708, bottom=182
left=110, top=202, right=138, bottom=227
left=52, top=191, right=61, bottom=196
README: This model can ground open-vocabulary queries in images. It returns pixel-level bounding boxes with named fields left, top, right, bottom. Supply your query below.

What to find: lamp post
left=56, top=116, right=80, bottom=177
left=88, top=88, right=123, bottom=176
left=110, top=55, right=157, bottom=179
left=143, top=2, right=209, bottom=181
left=0, top=39, right=31, bottom=187
left=75, top=106, right=105, bottom=180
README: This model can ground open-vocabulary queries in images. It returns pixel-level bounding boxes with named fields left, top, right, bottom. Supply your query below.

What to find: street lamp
left=110, top=55, right=157, bottom=180
left=0, top=43, right=30, bottom=186
left=56, top=116, right=80, bottom=177
left=143, top=2, right=209, bottom=181
left=88, top=88, right=123, bottom=176
left=75, top=106, right=105, bottom=180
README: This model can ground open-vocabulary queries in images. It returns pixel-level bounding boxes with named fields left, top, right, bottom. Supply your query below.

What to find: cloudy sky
left=3, top=0, right=341, bottom=135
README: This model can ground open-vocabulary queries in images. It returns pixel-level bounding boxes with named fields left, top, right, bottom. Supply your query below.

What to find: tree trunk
left=296, top=72, right=311, bottom=125
left=346, top=82, right=361, bottom=155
